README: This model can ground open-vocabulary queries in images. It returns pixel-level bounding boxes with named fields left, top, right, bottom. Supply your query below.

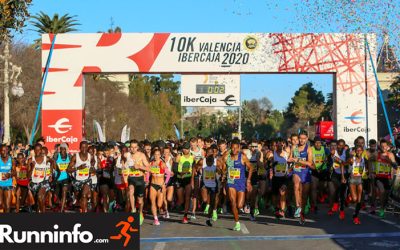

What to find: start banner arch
left=41, top=33, right=377, bottom=151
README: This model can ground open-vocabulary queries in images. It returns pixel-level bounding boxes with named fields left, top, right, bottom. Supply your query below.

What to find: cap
left=60, top=143, right=68, bottom=149
left=183, top=142, right=190, bottom=149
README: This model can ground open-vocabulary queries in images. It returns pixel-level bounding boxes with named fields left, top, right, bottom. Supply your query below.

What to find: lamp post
left=1, top=39, right=24, bottom=145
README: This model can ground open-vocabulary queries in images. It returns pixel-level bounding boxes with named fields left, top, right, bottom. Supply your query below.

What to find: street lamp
left=1, top=39, right=24, bottom=145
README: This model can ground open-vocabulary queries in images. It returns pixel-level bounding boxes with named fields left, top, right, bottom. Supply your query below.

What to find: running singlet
left=56, top=153, right=70, bottom=181
left=16, top=165, right=29, bottom=186
left=273, top=151, right=288, bottom=177
left=350, top=157, right=365, bottom=177
left=202, top=159, right=217, bottom=188
left=32, top=156, right=50, bottom=184
left=312, top=146, right=326, bottom=170
left=190, top=148, right=203, bottom=163
left=332, top=150, right=347, bottom=174
left=75, top=153, right=91, bottom=181
left=293, top=144, right=309, bottom=172
left=376, top=153, right=392, bottom=179
left=227, top=153, right=246, bottom=185
left=178, top=155, right=194, bottom=178
left=90, top=155, right=98, bottom=185
left=0, top=156, right=12, bottom=187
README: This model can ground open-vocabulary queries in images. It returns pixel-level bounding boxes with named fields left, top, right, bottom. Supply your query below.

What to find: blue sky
left=15, top=0, right=348, bottom=110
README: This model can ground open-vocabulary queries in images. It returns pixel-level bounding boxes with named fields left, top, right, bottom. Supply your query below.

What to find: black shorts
left=312, top=169, right=329, bottom=182
left=56, top=179, right=69, bottom=187
left=98, top=177, right=113, bottom=189
left=72, top=178, right=92, bottom=192
left=376, top=178, right=391, bottom=191
left=175, top=177, right=191, bottom=189
left=128, top=176, right=145, bottom=198
left=272, top=176, right=288, bottom=194
left=202, top=185, right=217, bottom=194
left=166, top=176, right=175, bottom=187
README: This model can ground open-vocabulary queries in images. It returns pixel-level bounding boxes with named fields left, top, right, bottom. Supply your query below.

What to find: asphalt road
left=140, top=204, right=400, bottom=250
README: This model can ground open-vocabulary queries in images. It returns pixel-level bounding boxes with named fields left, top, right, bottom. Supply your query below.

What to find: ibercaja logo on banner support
left=0, top=213, right=139, bottom=249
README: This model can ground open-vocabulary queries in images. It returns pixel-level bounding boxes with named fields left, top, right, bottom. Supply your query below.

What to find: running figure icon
left=110, top=216, right=138, bottom=247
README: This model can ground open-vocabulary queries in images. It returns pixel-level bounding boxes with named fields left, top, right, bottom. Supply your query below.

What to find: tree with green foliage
left=389, top=75, right=400, bottom=109
left=0, top=0, right=32, bottom=38
left=30, top=11, right=80, bottom=48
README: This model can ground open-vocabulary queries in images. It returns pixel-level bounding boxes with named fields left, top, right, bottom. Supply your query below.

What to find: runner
left=54, top=143, right=70, bottom=212
left=149, top=148, right=171, bottom=225
left=348, top=145, right=366, bottom=224
left=327, top=139, right=349, bottom=220
left=216, top=139, right=228, bottom=214
left=375, top=139, right=397, bottom=218
left=222, top=138, right=253, bottom=231
left=163, top=146, right=174, bottom=219
left=0, top=145, right=14, bottom=213
left=14, top=152, right=30, bottom=213
left=114, top=146, right=130, bottom=211
left=311, top=137, right=328, bottom=213
left=269, top=138, right=290, bottom=218
left=28, top=143, right=54, bottom=213
left=248, top=140, right=263, bottom=220
left=98, top=146, right=115, bottom=213
left=68, top=141, right=95, bottom=213
left=175, top=142, right=195, bottom=223
left=128, top=140, right=150, bottom=225
left=190, top=137, right=204, bottom=220
left=89, top=145, right=99, bottom=212
left=196, top=147, right=222, bottom=226
left=289, top=131, right=313, bottom=224
left=366, top=139, right=378, bottom=214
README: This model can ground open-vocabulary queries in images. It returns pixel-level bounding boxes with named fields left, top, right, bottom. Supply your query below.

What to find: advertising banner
left=181, top=74, right=240, bottom=107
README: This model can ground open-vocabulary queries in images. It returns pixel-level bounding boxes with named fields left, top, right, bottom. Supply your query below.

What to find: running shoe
left=239, top=208, right=245, bottom=214
left=244, top=205, right=250, bottom=214
left=339, top=211, right=345, bottom=220
left=204, top=204, right=210, bottom=215
left=163, top=211, right=170, bottom=219
left=332, top=203, right=339, bottom=212
left=254, top=208, right=260, bottom=217
left=182, top=215, right=189, bottom=224
left=294, top=207, right=302, bottom=218
left=153, top=219, right=160, bottom=226
left=206, top=219, right=213, bottom=227
left=190, top=214, right=197, bottom=220
left=140, top=213, right=144, bottom=225
left=212, top=210, right=218, bottom=221
left=299, top=213, right=305, bottom=225
left=378, top=208, right=385, bottom=218
left=218, top=207, right=223, bottom=214
left=304, top=205, right=310, bottom=215
left=233, top=222, right=241, bottom=231
left=108, top=200, right=116, bottom=213
left=353, top=217, right=361, bottom=225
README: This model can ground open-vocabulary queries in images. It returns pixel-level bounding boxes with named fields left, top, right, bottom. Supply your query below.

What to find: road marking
left=240, top=223, right=250, bottom=234
left=381, top=219, right=396, bottom=225
left=154, top=242, right=166, bottom=250
left=141, top=232, right=400, bottom=243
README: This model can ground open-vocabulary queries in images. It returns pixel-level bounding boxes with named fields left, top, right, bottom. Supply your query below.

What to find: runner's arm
left=67, top=155, right=77, bottom=173
left=242, top=153, right=253, bottom=183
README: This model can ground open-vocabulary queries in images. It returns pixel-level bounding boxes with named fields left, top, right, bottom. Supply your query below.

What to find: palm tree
left=30, top=11, right=80, bottom=48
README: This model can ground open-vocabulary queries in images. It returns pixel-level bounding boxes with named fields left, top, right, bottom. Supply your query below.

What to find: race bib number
left=18, top=171, right=27, bottom=180
left=276, top=163, right=286, bottom=173
left=58, top=163, right=68, bottom=171
left=333, top=162, right=341, bottom=170
left=1, top=172, right=8, bottom=180
left=258, top=166, right=266, bottom=176
left=45, top=169, right=51, bottom=176
left=150, top=166, right=160, bottom=175
left=378, top=163, right=390, bottom=174
left=204, top=170, right=215, bottom=180
left=34, top=169, right=44, bottom=178
left=353, top=167, right=361, bottom=176
left=129, top=167, right=141, bottom=177
left=79, top=168, right=89, bottom=177
left=228, top=167, right=241, bottom=180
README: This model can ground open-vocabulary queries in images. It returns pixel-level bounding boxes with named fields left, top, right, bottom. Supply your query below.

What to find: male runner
left=0, top=145, right=13, bottom=213
left=128, top=140, right=150, bottom=225
left=54, top=143, right=70, bottom=212
left=222, top=138, right=253, bottom=231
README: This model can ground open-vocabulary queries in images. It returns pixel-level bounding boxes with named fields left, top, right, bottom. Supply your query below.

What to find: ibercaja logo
left=0, top=213, right=140, bottom=250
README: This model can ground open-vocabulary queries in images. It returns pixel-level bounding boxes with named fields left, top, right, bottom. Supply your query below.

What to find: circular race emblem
left=244, top=36, right=258, bottom=51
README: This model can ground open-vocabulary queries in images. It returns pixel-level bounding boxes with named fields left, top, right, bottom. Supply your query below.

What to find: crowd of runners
left=1, top=133, right=400, bottom=230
